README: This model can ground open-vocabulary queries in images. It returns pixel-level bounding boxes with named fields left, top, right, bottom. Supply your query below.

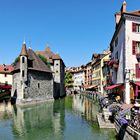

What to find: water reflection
left=0, top=95, right=116, bottom=140
left=12, top=100, right=65, bottom=140
left=73, top=94, right=98, bottom=122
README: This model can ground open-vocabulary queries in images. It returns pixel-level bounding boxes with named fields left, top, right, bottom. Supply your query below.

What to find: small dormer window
left=22, top=57, right=25, bottom=63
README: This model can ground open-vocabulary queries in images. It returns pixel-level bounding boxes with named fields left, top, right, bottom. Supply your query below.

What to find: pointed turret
left=20, top=42, right=28, bottom=57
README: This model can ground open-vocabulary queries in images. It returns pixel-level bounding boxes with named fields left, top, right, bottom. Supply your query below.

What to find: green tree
left=38, top=54, right=51, bottom=68
left=65, top=72, right=73, bottom=88
left=12, top=56, right=20, bottom=66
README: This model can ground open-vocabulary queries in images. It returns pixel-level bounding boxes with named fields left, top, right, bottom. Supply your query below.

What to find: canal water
left=0, top=94, right=116, bottom=140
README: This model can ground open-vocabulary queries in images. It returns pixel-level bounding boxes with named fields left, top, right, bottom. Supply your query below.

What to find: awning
left=105, top=84, right=122, bottom=90
left=134, top=82, right=140, bottom=86
left=0, top=85, right=12, bottom=89
left=86, top=85, right=97, bottom=89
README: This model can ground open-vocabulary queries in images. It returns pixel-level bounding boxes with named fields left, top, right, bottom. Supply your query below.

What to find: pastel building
left=109, top=1, right=140, bottom=104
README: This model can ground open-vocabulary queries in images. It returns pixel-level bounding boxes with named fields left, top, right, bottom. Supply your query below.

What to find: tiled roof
left=52, top=53, right=61, bottom=60
left=0, top=65, right=14, bottom=74
left=14, top=48, right=52, bottom=73
left=125, top=10, right=140, bottom=16
left=36, top=47, right=55, bottom=63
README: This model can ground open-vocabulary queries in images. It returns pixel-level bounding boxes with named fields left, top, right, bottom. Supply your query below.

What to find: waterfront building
left=12, top=42, right=54, bottom=104
left=84, top=62, right=92, bottom=90
left=91, top=54, right=104, bottom=93
left=72, top=66, right=85, bottom=90
left=36, top=47, right=65, bottom=99
left=100, top=51, right=111, bottom=95
left=109, top=1, right=140, bottom=104
left=0, top=64, right=13, bottom=86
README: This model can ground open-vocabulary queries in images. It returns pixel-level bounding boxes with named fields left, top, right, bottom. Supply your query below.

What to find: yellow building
left=100, top=51, right=111, bottom=95
left=91, top=54, right=103, bottom=92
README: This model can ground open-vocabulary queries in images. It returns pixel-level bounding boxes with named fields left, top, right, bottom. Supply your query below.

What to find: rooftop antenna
left=28, top=40, right=31, bottom=49
left=23, top=37, right=26, bottom=44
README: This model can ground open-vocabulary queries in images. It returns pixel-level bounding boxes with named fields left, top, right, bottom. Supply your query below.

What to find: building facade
left=36, top=47, right=65, bottom=99
left=109, top=1, right=140, bottom=104
left=100, top=51, right=111, bottom=95
left=0, top=65, right=13, bottom=86
left=91, top=54, right=104, bottom=92
left=84, top=62, right=92, bottom=89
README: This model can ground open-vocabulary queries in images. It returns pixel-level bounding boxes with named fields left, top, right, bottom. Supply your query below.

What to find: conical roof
left=20, top=42, right=28, bottom=56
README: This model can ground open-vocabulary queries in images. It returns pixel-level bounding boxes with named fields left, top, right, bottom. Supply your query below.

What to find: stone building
left=36, top=47, right=65, bottom=99
left=12, top=42, right=54, bottom=104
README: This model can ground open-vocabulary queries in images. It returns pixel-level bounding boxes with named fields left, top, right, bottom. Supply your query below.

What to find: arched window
left=22, top=57, right=25, bottom=63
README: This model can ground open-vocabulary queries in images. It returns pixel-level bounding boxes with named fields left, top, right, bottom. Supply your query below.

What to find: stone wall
left=12, top=70, right=54, bottom=103
left=25, top=71, right=53, bottom=100
left=60, top=60, right=65, bottom=97
left=12, top=72, right=22, bottom=99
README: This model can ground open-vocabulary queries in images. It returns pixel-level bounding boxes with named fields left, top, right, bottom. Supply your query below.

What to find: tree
left=12, top=56, right=20, bottom=66
left=65, top=72, right=73, bottom=88
left=38, top=54, right=51, bottom=68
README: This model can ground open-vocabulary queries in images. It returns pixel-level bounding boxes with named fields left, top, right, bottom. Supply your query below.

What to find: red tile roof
left=0, top=65, right=14, bottom=74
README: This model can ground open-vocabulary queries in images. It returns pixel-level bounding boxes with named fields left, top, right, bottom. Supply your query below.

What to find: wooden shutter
left=132, top=40, right=136, bottom=55
left=136, top=64, right=140, bottom=78
left=132, top=22, right=136, bottom=32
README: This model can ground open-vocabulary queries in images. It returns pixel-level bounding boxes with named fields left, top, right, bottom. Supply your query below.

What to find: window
left=38, top=83, right=40, bottom=89
left=115, top=37, right=118, bottom=47
left=132, top=22, right=140, bottom=33
left=56, top=63, right=58, bottom=66
left=4, top=74, right=7, bottom=77
left=22, top=70, right=24, bottom=77
left=115, top=51, right=118, bottom=59
left=22, top=57, right=25, bottom=63
left=28, top=60, right=33, bottom=67
left=132, top=40, right=140, bottom=55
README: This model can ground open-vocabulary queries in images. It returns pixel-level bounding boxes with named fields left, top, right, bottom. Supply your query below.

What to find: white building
left=110, top=1, right=140, bottom=104
left=0, top=64, right=13, bottom=85
left=72, top=68, right=85, bottom=90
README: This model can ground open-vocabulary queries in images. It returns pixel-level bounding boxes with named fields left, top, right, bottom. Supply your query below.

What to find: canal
left=0, top=94, right=116, bottom=140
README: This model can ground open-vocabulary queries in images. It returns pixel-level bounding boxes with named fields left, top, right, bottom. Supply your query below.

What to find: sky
left=0, top=0, right=140, bottom=67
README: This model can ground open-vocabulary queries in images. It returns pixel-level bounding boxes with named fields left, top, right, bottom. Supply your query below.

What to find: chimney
left=115, top=1, right=126, bottom=27
left=121, top=1, right=126, bottom=14
left=115, top=12, right=121, bottom=25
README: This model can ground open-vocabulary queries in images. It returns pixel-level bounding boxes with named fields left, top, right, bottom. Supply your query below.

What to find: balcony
left=108, top=59, right=119, bottom=69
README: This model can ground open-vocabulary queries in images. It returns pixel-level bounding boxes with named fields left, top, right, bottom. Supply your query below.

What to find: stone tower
left=19, top=42, right=28, bottom=100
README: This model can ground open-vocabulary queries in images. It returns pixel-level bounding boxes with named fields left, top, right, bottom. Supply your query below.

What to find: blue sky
left=0, top=0, right=140, bottom=67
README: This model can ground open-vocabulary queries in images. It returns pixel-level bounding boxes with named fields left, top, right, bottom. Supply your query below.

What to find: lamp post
left=125, top=69, right=130, bottom=104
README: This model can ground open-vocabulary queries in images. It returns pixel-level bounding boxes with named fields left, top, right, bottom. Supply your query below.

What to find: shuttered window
left=136, top=64, right=140, bottom=78
left=132, top=22, right=136, bottom=32
left=132, top=22, right=140, bottom=33
left=132, top=40, right=136, bottom=55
